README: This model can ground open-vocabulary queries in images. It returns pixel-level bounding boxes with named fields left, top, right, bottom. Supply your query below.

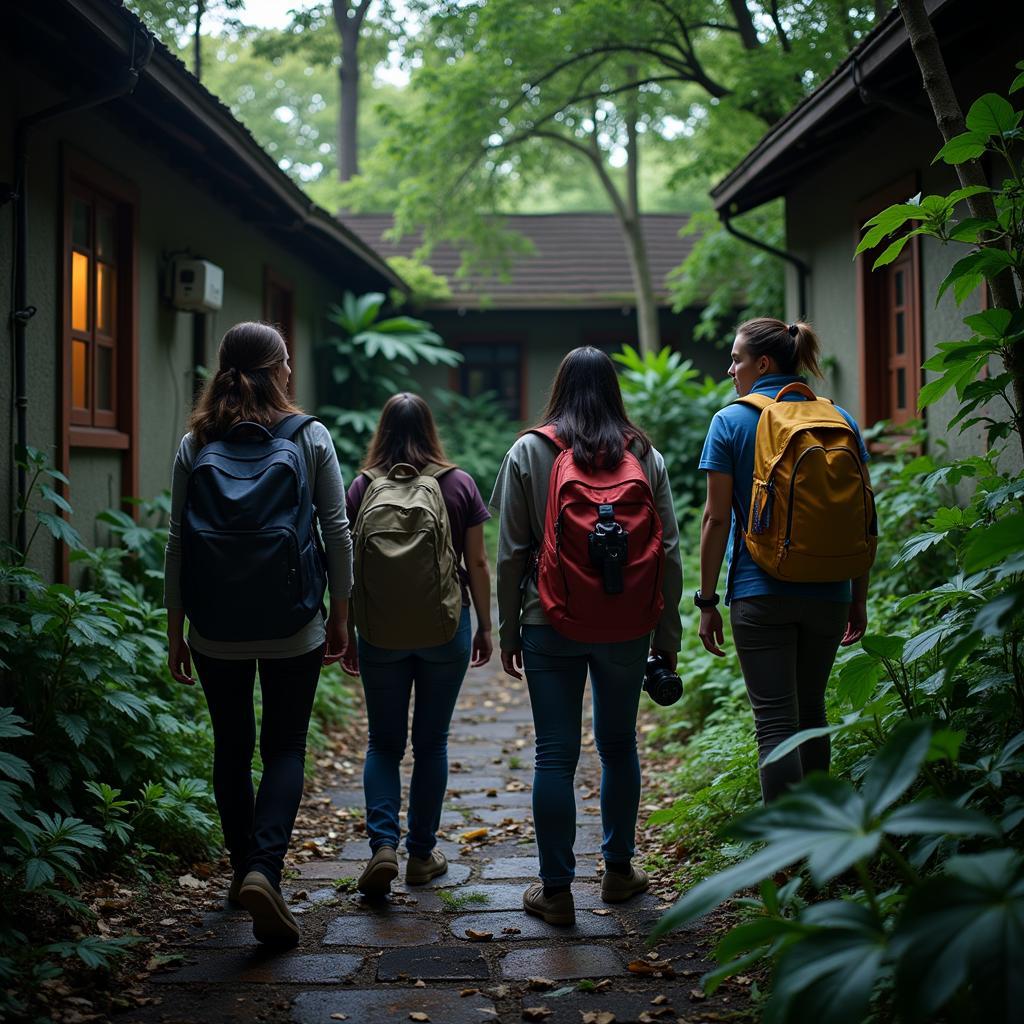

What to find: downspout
left=10, top=27, right=153, bottom=554
left=720, top=212, right=811, bottom=318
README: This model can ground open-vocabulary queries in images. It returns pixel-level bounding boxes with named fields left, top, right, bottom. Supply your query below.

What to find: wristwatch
left=693, top=590, right=720, bottom=610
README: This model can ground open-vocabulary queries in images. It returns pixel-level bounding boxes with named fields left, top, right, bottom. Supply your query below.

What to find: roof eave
left=711, top=0, right=953, bottom=217
left=64, top=0, right=408, bottom=294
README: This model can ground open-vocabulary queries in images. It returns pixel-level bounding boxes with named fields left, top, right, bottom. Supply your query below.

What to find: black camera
left=588, top=504, right=629, bottom=594
left=643, top=653, right=683, bottom=706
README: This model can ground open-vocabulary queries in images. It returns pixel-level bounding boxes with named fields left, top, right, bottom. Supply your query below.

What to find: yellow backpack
left=735, top=382, right=877, bottom=583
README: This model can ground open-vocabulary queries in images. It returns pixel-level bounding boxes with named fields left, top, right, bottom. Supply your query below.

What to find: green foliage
left=615, top=345, right=734, bottom=510
left=668, top=205, right=786, bottom=344
left=650, top=70, right=1024, bottom=1024
left=0, top=452, right=354, bottom=1013
left=431, top=389, right=519, bottom=497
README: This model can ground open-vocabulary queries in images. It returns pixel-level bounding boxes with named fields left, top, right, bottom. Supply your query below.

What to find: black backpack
left=182, top=414, right=326, bottom=642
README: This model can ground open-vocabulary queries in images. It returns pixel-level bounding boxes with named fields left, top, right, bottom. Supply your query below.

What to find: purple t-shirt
left=346, top=467, right=490, bottom=606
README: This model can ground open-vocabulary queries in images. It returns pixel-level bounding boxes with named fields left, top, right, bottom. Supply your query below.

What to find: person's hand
left=471, top=628, right=493, bottom=667
left=324, top=609, right=350, bottom=666
left=841, top=600, right=868, bottom=647
left=168, top=632, right=194, bottom=685
left=651, top=648, right=677, bottom=672
left=698, top=607, right=726, bottom=657
left=501, top=649, right=523, bottom=680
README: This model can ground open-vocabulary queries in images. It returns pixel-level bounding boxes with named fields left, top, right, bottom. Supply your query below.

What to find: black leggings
left=192, top=644, right=324, bottom=888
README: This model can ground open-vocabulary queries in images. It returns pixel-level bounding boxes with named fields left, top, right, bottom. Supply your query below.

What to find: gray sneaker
left=237, top=870, right=300, bottom=947
left=600, top=863, right=649, bottom=903
left=523, top=882, right=575, bottom=926
left=405, top=848, right=448, bottom=885
left=358, top=846, right=399, bottom=896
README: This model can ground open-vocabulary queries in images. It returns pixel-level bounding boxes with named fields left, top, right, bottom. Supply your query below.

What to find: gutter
left=10, top=26, right=154, bottom=554
left=721, top=214, right=810, bottom=318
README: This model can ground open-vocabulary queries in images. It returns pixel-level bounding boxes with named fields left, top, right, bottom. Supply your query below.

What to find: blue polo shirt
left=698, top=374, right=870, bottom=605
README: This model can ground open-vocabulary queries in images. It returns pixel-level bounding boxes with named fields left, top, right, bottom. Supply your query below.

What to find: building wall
left=784, top=46, right=1018, bottom=470
left=1, top=67, right=351, bottom=576
left=418, top=305, right=716, bottom=422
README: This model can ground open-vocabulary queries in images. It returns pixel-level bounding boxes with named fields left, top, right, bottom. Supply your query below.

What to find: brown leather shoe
left=358, top=846, right=399, bottom=896
left=405, top=848, right=448, bottom=885
left=523, top=882, right=575, bottom=926
left=601, top=863, right=649, bottom=903
left=237, top=870, right=300, bottom=947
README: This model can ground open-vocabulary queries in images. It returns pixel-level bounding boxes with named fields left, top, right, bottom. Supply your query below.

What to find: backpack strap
left=527, top=425, right=569, bottom=451
left=272, top=413, right=320, bottom=442
left=419, top=463, right=457, bottom=480
left=733, top=394, right=773, bottom=413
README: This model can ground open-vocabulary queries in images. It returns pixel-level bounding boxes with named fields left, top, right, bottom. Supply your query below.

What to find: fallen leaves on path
left=464, top=928, right=493, bottom=941
left=521, top=1008, right=552, bottom=1021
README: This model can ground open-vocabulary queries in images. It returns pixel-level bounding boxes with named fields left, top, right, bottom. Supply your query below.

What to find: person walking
left=165, top=322, right=352, bottom=948
left=490, top=347, right=683, bottom=927
left=342, top=393, right=493, bottom=896
left=697, top=317, right=875, bottom=804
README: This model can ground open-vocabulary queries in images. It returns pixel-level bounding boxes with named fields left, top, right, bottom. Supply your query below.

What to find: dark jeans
left=521, top=625, right=650, bottom=888
left=359, top=606, right=471, bottom=858
left=729, top=596, right=849, bottom=803
left=192, top=644, right=324, bottom=888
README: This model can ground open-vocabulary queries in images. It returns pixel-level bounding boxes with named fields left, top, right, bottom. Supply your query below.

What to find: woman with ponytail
left=696, top=318, right=871, bottom=803
left=164, top=322, right=352, bottom=947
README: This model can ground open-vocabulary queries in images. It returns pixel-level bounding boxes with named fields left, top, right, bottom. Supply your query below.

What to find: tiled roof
left=340, top=213, right=694, bottom=309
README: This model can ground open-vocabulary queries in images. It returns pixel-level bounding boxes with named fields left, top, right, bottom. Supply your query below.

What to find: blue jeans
left=359, top=607, right=471, bottom=858
left=521, top=625, right=650, bottom=887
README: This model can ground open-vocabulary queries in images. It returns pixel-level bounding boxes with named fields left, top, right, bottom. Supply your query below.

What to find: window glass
left=72, top=198, right=90, bottom=248
left=72, top=340, right=88, bottom=409
left=896, top=368, right=906, bottom=411
left=895, top=311, right=905, bottom=355
left=96, top=262, right=114, bottom=334
left=460, top=343, right=521, bottom=418
left=96, top=345, right=113, bottom=411
left=894, top=268, right=904, bottom=307
left=72, top=251, right=90, bottom=332
left=96, top=208, right=115, bottom=261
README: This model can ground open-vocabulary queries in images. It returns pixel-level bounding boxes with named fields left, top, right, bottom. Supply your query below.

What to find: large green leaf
left=836, top=654, right=885, bottom=709
left=965, top=93, right=1022, bottom=136
left=764, top=902, right=886, bottom=1024
left=884, top=799, right=1000, bottom=837
left=938, top=248, right=1015, bottom=305
left=891, top=850, right=1024, bottom=1023
left=861, top=720, right=932, bottom=817
left=963, top=515, right=1024, bottom=572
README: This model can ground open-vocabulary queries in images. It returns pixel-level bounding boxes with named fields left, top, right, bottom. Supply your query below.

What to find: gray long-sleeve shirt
left=163, top=420, right=353, bottom=660
left=488, top=432, right=683, bottom=653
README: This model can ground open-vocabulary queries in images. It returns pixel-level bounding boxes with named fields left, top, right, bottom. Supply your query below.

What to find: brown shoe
left=523, top=882, right=575, bottom=926
left=405, top=848, right=448, bottom=886
left=358, top=846, right=399, bottom=896
left=601, top=863, right=649, bottom=903
left=237, top=870, right=300, bottom=947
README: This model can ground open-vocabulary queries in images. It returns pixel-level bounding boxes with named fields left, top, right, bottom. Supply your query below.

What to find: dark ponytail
left=738, top=317, right=823, bottom=379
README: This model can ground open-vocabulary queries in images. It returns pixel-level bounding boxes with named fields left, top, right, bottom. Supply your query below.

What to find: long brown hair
left=527, top=346, right=650, bottom=471
left=737, top=317, right=824, bottom=379
left=188, top=322, right=301, bottom=447
left=362, top=393, right=453, bottom=473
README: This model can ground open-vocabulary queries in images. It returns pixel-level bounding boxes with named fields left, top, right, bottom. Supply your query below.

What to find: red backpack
left=530, top=425, right=665, bottom=643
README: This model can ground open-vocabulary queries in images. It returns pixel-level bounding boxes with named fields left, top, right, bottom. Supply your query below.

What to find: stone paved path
left=129, top=658, right=748, bottom=1024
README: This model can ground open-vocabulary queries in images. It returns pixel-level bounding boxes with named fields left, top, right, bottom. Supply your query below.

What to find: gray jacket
left=488, top=432, right=683, bottom=653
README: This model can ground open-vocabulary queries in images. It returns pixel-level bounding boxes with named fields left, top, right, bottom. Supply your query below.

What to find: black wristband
left=693, top=590, right=720, bottom=610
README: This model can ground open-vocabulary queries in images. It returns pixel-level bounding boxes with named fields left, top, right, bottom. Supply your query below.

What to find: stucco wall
left=783, top=48, right=1018, bottom=471
left=1, top=67, right=353, bottom=577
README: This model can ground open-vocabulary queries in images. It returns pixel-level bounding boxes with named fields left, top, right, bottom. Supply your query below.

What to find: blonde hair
left=188, top=321, right=301, bottom=447
left=737, top=317, right=823, bottom=379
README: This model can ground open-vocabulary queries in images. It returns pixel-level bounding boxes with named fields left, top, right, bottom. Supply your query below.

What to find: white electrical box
left=172, top=259, right=224, bottom=312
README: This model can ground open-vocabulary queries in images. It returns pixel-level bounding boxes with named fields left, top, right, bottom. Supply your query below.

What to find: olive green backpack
left=350, top=463, right=463, bottom=649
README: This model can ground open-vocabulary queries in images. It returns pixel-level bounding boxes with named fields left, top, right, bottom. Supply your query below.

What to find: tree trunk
left=729, top=0, right=761, bottom=50
left=896, top=0, right=1023, bottom=450
left=334, top=0, right=371, bottom=182
left=620, top=71, right=659, bottom=356
left=194, top=0, right=203, bottom=81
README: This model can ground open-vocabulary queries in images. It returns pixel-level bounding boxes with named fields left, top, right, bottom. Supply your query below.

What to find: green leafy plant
left=437, top=889, right=491, bottom=911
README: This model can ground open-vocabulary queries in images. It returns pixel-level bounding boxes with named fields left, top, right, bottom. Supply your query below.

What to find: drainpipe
left=10, top=27, right=153, bottom=554
left=720, top=213, right=811, bottom=318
